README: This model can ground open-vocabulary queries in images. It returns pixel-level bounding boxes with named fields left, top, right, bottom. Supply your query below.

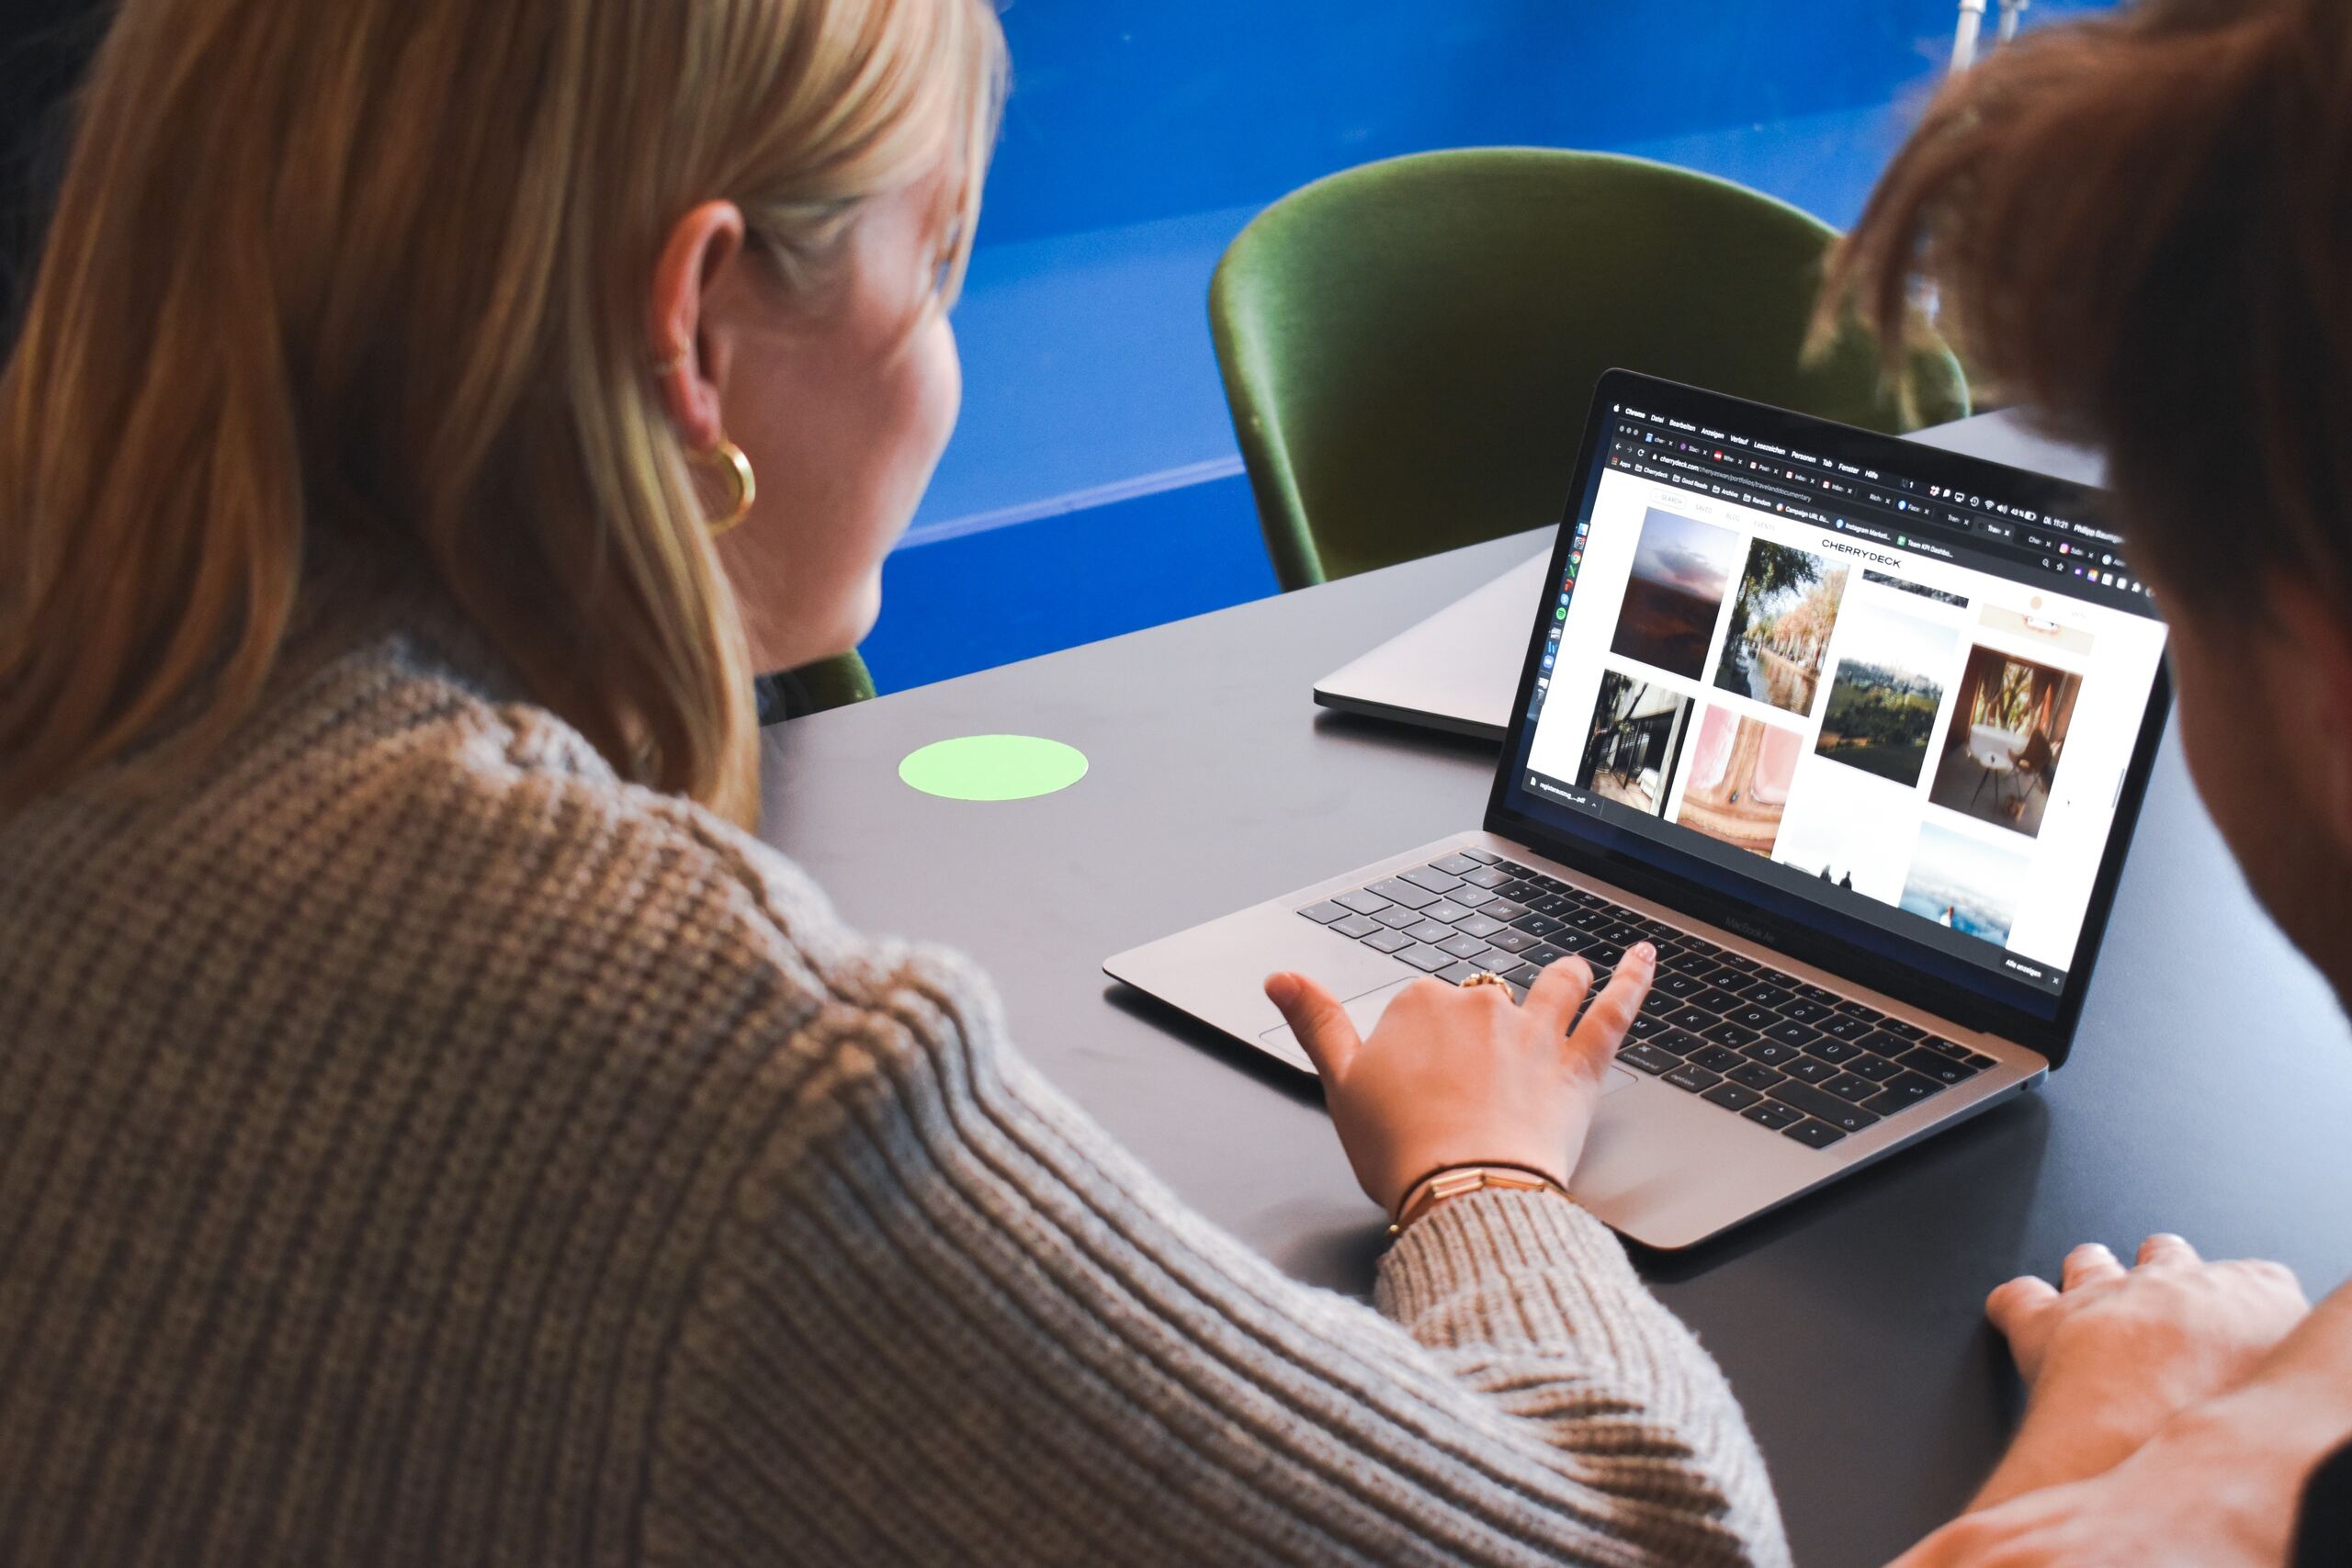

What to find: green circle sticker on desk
left=898, top=734, right=1089, bottom=801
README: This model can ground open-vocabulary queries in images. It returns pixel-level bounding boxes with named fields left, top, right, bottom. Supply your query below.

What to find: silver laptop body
left=1108, top=374, right=2173, bottom=1249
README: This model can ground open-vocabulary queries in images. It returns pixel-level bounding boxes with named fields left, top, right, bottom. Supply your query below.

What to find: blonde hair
left=0, top=0, right=1004, bottom=823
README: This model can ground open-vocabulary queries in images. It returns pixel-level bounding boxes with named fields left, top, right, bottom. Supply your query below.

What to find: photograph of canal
left=1711, top=537, right=1849, bottom=718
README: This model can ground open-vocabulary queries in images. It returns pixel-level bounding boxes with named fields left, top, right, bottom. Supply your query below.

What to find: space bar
left=1766, top=1081, right=1881, bottom=1128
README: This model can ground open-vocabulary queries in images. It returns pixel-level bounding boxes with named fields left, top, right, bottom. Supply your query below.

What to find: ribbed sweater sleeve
left=646, top=938, right=1790, bottom=1568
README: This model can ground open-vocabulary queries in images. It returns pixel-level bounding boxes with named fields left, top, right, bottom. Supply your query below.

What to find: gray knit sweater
left=0, top=615, right=1789, bottom=1566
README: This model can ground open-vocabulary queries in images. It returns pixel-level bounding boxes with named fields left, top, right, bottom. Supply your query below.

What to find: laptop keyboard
left=1297, top=849, right=2001, bottom=1151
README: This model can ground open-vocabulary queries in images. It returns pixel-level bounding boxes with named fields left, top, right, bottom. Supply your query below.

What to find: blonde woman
left=0, top=2, right=1785, bottom=1562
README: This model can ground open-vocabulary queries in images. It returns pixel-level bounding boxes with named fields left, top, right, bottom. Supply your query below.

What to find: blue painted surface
left=865, top=3, right=2114, bottom=695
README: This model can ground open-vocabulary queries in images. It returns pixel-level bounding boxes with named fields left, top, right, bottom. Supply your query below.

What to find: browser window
left=1510, top=404, right=2169, bottom=1002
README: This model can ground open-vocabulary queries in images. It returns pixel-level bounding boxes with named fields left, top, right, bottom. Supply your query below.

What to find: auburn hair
left=0, top=0, right=1003, bottom=822
left=1823, top=0, right=2351, bottom=619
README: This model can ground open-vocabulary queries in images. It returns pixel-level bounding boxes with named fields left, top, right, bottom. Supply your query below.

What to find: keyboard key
left=1766, top=1080, right=1883, bottom=1132
left=1439, top=933, right=1495, bottom=962
left=1804, top=1036, right=1863, bottom=1066
left=1822, top=1073, right=1881, bottom=1103
left=1688, top=1043, right=1745, bottom=1073
left=1702, top=1082, right=1765, bottom=1112
left=1742, top=1100, right=1805, bottom=1132
left=1964, top=1051, right=1999, bottom=1071
left=1453, top=914, right=1508, bottom=940
left=1511, top=913, right=1567, bottom=939
left=1653, top=1029, right=1706, bottom=1058
left=1820, top=1015, right=1874, bottom=1042
left=1690, top=987, right=1747, bottom=1014
left=1619, top=1041, right=1682, bottom=1075
left=1741, top=1039, right=1802, bottom=1066
left=1298, top=900, right=1349, bottom=923
left=1700, top=1020, right=1760, bottom=1049
left=1480, top=898, right=1530, bottom=922
left=1853, top=1031, right=1913, bottom=1059
left=1780, top=999, right=1831, bottom=1023
left=1727, top=1004, right=1779, bottom=1031
left=1915, top=1036, right=1973, bottom=1062
left=1716, top=953, right=1762, bottom=976
left=1500, top=962, right=1544, bottom=987
left=1657, top=971, right=1703, bottom=998
left=1521, top=943, right=1568, bottom=967
left=1452, top=886, right=1498, bottom=908
left=1663, top=1064, right=1724, bottom=1094
left=1402, top=865, right=1464, bottom=895
left=1580, top=940, right=1626, bottom=967
left=1847, top=1053, right=1903, bottom=1083
left=1404, top=919, right=1454, bottom=943
left=1665, top=1006, right=1716, bottom=1033
left=1492, top=859, right=1538, bottom=877
left=1396, top=943, right=1454, bottom=972
left=1362, top=929, right=1413, bottom=953
left=1330, top=913, right=1383, bottom=938
left=1334, top=888, right=1391, bottom=916
left=1781, top=1055, right=1837, bottom=1085
left=1623, top=1012, right=1667, bottom=1040
left=1795, top=983, right=1842, bottom=1007
left=1484, top=929, right=1538, bottom=954
left=1430, top=852, right=1482, bottom=876
left=1737, top=980, right=1796, bottom=1009
left=1435, top=960, right=1485, bottom=984
left=1880, top=1070, right=1949, bottom=1106
left=1459, top=847, right=1499, bottom=864
left=1882, top=1021, right=1928, bottom=1041
left=1496, top=880, right=1547, bottom=903
left=1783, top=1118, right=1849, bottom=1150
left=1420, top=900, right=1472, bottom=925
left=1373, top=906, right=1422, bottom=930
left=1369, top=878, right=1438, bottom=909
left=1896, top=1047, right=1983, bottom=1084
left=1768, top=1021, right=1821, bottom=1047
left=1727, top=1061, right=1786, bottom=1091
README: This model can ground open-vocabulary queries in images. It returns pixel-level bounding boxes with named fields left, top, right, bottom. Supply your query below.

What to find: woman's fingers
left=1522, top=955, right=1596, bottom=1037
left=1264, top=971, right=1361, bottom=1082
left=1562, top=942, right=1657, bottom=1067
left=2061, top=1241, right=2126, bottom=1290
left=2136, top=1232, right=2199, bottom=1269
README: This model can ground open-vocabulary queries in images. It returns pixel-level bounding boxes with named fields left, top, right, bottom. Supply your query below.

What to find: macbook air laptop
left=1311, top=411, right=2105, bottom=740
left=1106, top=370, right=2173, bottom=1248
left=1311, top=547, right=1554, bottom=740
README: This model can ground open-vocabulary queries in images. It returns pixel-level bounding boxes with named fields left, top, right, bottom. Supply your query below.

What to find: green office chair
left=1210, top=149, right=1971, bottom=590
left=753, top=651, right=876, bottom=725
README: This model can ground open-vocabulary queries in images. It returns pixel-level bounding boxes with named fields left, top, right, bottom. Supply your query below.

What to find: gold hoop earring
left=697, top=437, right=756, bottom=536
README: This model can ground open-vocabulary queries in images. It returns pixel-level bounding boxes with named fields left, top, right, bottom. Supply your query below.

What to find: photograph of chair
left=1711, top=538, right=1849, bottom=718
left=1928, top=644, right=2083, bottom=837
left=1573, top=670, right=1695, bottom=816
left=1609, top=508, right=1740, bottom=681
left=1675, top=703, right=1804, bottom=855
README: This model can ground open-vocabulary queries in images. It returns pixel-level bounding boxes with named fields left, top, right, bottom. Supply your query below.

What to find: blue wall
left=858, top=2, right=2113, bottom=697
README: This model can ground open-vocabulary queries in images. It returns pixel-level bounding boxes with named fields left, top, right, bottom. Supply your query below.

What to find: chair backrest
left=2018, top=725, right=2053, bottom=776
left=753, top=651, right=876, bottom=725
left=1210, top=148, right=1971, bottom=589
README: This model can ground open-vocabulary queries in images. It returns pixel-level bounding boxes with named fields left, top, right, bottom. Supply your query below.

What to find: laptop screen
left=1492, top=374, right=2170, bottom=1041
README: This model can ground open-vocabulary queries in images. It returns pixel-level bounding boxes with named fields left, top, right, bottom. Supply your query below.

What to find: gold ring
left=1461, top=971, right=1511, bottom=992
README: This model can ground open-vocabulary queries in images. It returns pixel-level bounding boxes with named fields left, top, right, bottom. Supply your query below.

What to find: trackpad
left=1261, top=976, right=1638, bottom=1095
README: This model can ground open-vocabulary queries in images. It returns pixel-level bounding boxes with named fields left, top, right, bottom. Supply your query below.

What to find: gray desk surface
left=758, top=412, right=2352, bottom=1568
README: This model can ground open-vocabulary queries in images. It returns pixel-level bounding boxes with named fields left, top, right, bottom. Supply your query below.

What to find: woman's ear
left=647, top=200, right=747, bottom=453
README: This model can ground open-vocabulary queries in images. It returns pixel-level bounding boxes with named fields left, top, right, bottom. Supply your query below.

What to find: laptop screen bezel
left=1480, top=370, right=2173, bottom=1066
